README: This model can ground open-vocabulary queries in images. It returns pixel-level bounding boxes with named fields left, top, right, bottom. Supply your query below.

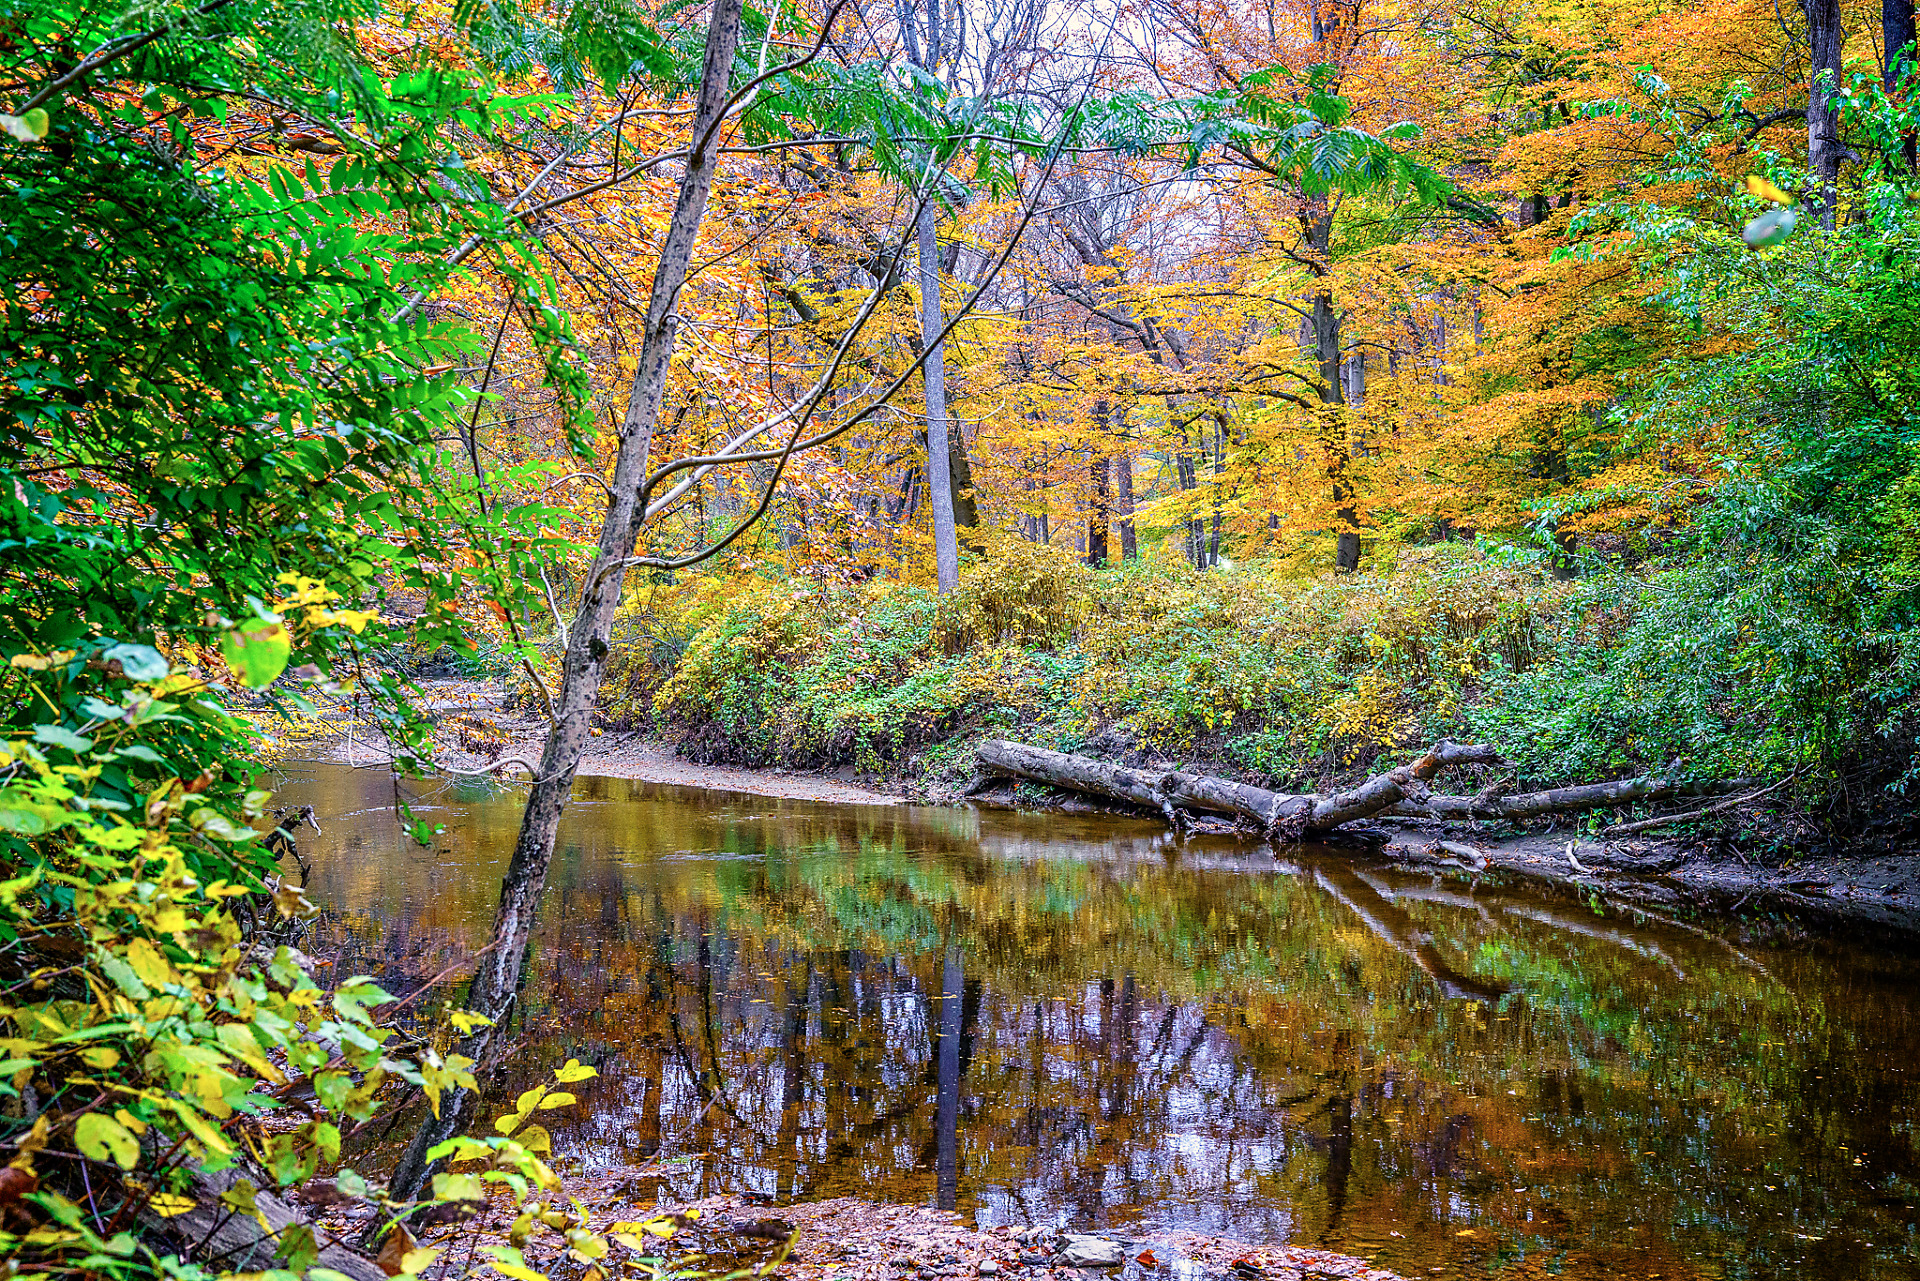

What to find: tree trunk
left=1888, top=0, right=1918, bottom=169
left=1114, top=449, right=1137, bottom=560
left=917, top=200, right=961, bottom=592
left=975, top=738, right=1502, bottom=836
left=383, top=0, right=746, bottom=1206
left=1087, top=399, right=1110, bottom=566
left=1174, top=445, right=1206, bottom=568
left=950, top=422, right=979, bottom=535
left=1209, top=408, right=1224, bottom=566
left=1807, top=0, right=1847, bottom=223
left=1304, top=203, right=1360, bottom=573
left=974, top=739, right=1761, bottom=838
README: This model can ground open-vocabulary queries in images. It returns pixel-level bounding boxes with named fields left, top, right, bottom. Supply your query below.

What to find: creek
left=273, top=760, right=1920, bottom=1281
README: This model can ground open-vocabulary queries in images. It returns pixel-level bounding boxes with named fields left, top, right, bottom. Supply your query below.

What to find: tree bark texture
left=1806, top=0, right=1847, bottom=222
left=1888, top=0, right=1918, bottom=169
left=384, top=0, right=747, bottom=1206
left=1087, top=399, right=1110, bottom=566
left=975, top=740, right=1760, bottom=840
left=917, top=199, right=961, bottom=593
left=1114, top=450, right=1137, bottom=560
left=1303, top=203, right=1360, bottom=572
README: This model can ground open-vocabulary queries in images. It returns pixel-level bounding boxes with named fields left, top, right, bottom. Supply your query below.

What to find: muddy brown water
left=274, top=760, right=1920, bottom=1281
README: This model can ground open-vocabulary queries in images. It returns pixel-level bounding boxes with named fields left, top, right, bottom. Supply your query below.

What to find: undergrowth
left=606, top=534, right=1920, bottom=811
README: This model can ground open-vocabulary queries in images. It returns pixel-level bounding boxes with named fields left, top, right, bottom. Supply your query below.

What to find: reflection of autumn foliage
left=284, top=763, right=1920, bottom=1280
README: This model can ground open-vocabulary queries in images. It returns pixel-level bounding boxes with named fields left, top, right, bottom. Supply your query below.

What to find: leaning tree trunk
left=384, top=0, right=748, bottom=1206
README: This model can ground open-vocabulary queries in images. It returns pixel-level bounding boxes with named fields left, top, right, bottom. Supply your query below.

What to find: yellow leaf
left=272, top=881, right=317, bottom=919
left=126, top=938, right=176, bottom=990
left=147, top=1192, right=197, bottom=1217
left=535, top=1092, right=576, bottom=1110
left=552, top=1058, right=597, bottom=1084
left=485, top=1245, right=550, bottom=1281
left=401, top=1247, right=442, bottom=1274
left=1743, top=174, right=1794, bottom=205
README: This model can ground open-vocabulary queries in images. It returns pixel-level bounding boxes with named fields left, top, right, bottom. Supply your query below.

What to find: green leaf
left=33, top=725, right=93, bottom=752
left=0, top=110, right=49, bottom=142
left=76, top=1113, right=141, bottom=1169
left=332, top=978, right=394, bottom=1023
left=0, top=787, right=75, bottom=836
left=102, top=643, right=169, bottom=681
left=431, top=1171, right=486, bottom=1202
left=1743, top=207, right=1798, bottom=248
left=221, top=621, right=291, bottom=688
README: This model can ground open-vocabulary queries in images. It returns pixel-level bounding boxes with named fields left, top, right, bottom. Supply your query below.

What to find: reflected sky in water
left=272, top=761, right=1920, bottom=1281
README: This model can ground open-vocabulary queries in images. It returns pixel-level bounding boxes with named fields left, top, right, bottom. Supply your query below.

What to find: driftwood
left=974, top=739, right=1763, bottom=840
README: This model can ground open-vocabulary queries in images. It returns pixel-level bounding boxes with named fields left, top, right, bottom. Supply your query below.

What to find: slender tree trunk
left=1888, top=0, right=1918, bottom=169
left=382, top=0, right=746, bottom=1207
left=1088, top=399, right=1110, bottom=566
left=917, top=201, right=961, bottom=592
left=1807, top=0, right=1847, bottom=223
left=1174, top=448, right=1204, bottom=568
left=1208, top=410, right=1223, bottom=566
left=1304, top=202, right=1360, bottom=573
left=1087, top=455, right=1109, bottom=566
left=1114, top=449, right=1137, bottom=561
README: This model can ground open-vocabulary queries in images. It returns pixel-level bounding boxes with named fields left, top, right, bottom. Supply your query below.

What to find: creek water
left=273, top=759, right=1920, bottom=1281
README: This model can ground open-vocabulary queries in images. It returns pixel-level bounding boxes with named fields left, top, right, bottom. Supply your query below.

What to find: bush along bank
left=581, top=536, right=1920, bottom=858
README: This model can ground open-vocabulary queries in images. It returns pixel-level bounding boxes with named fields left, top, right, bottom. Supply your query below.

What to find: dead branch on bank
left=973, top=739, right=1763, bottom=840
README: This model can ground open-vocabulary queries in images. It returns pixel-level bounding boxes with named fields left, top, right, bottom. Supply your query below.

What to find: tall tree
left=1807, top=0, right=1849, bottom=221
left=1888, top=0, right=1918, bottom=170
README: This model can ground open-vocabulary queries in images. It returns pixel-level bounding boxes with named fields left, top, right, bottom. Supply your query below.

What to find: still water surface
left=274, top=760, right=1920, bottom=1281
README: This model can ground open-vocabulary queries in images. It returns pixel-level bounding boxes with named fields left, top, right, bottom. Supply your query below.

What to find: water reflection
left=272, top=762, right=1920, bottom=1281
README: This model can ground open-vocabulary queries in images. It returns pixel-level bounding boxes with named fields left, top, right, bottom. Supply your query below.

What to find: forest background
left=4, top=0, right=1920, bottom=1276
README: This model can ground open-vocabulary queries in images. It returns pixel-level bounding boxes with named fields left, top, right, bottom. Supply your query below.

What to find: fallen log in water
left=973, top=739, right=1761, bottom=839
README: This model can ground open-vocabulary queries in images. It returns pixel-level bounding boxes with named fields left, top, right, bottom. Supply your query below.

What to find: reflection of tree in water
left=280, top=764, right=1920, bottom=1281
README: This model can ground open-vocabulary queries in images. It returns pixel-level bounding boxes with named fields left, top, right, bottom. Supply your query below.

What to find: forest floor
left=307, top=679, right=1920, bottom=937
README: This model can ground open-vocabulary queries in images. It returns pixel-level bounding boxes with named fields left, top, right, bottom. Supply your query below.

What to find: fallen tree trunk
left=974, top=739, right=1761, bottom=839
left=1386, top=776, right=1761, bottom=823
left=976, top=739, right=1502, bottom=837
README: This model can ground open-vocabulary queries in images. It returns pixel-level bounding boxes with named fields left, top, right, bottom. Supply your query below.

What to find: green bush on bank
left=632, top=531, right=1920, bottom=809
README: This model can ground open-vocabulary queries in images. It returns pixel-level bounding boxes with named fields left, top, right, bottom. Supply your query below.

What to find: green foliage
left=648, top=544, right=1553, bottom=786
left=1, top=0, right=594, bottom=766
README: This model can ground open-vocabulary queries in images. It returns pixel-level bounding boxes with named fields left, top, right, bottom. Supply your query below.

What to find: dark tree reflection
left=278, top=764, right=1920, bottom=1281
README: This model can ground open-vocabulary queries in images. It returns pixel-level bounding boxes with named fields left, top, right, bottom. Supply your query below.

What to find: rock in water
left=1058, top=1237, right=1126, bottom=1268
